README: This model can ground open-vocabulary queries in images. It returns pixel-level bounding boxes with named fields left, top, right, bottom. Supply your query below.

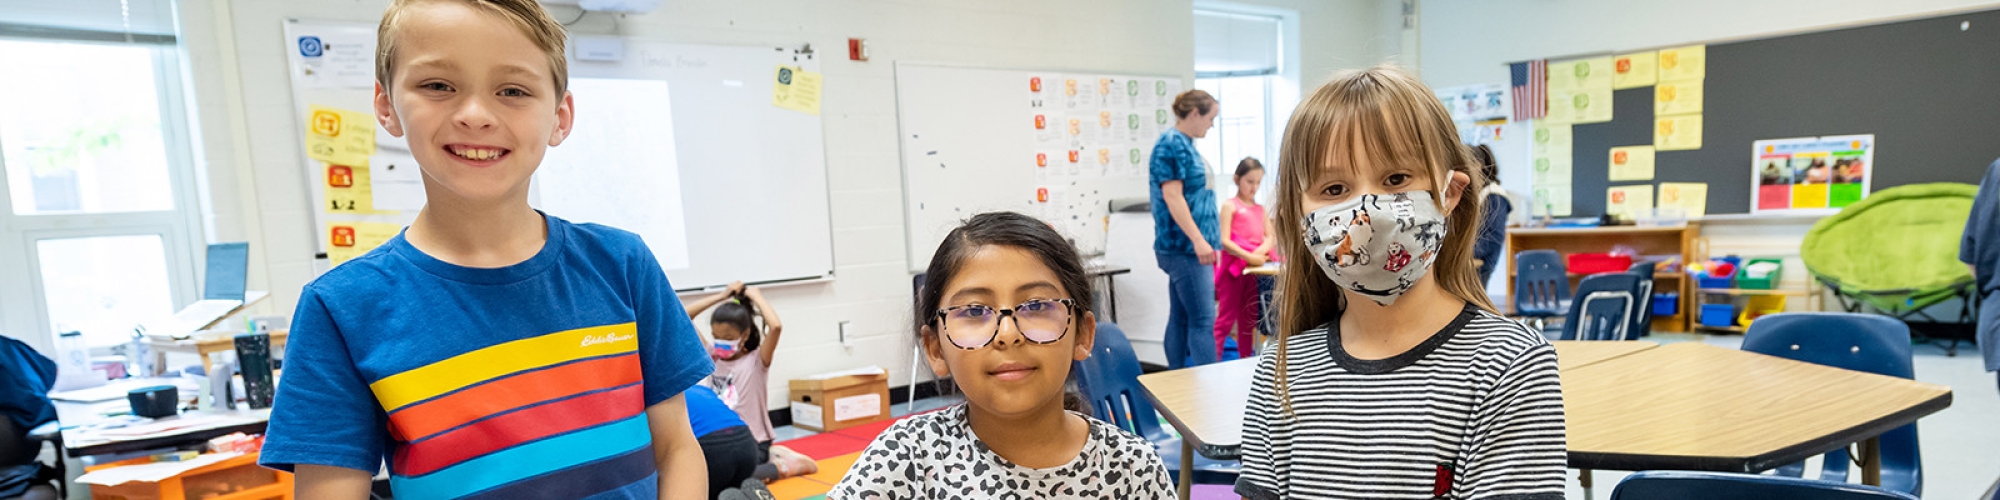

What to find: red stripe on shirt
left=391, top=383, right=646, bottom=477
left=386, top=354, right=643, bottom=442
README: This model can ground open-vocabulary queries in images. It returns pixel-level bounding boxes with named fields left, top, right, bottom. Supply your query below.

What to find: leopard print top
left=829, top=404, right=1175, bottom=499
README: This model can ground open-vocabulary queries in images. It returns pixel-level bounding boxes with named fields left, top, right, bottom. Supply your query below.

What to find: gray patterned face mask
left=1302, top=191, right=1449, bottom=305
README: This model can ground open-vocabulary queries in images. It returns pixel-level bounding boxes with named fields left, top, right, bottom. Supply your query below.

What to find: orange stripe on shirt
left=386, top=354, right=643, bottom=442
left=391, top=384, right=647, bottom=477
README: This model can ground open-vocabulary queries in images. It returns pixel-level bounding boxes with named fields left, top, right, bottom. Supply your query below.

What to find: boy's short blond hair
left=376, top=0, right=570, bottom=96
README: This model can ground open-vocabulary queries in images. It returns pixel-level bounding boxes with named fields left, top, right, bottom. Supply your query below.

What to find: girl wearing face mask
left=685, top=281, right=819, bottom=482
left=1234, top=65, right=1568, bottom=500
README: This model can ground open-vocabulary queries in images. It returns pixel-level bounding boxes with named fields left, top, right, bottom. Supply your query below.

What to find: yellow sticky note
left=305, top=105, right=375, bottom=167
left=1791, top=184, right=1830, bottom=209
left=1658, top=182, right=1708, bottom=219
left=1655, top=81, right=1703, bottom=116
left=1613, top=51, right=1657, bottom=89
left=1607, top=185, right=1654, bottom=219
left=1532, top=185, right=1573, bottom=217
left=325, top=221, right=403, bottom=266
left=1546, top=60, right=1578, bottom=91
left=1608, top=146, right=1656, bottom=181
left=1532, top=153, right=1573, bottom=185
left=1658, top=45, right=1706, bottom=82
left=1559, top=87, right=1615, bottom=124
left=1655, top=114, right=1703, bottom=151
left=1533, top=122, right=1573, bottom=152
left=321, top=163, right=393, bottom=215
left=1548, top=57, right=1613, bottom=91
left=772, top=65, right=822, bottom=115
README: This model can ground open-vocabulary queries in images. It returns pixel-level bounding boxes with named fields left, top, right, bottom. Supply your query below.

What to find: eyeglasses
left=933, top=298, right=1076, bottom=350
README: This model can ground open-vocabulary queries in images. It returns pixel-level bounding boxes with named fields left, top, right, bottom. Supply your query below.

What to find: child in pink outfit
left=1215, top=158, right=1276, bottom=359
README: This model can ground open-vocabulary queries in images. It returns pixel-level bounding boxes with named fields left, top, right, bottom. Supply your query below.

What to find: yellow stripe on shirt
left=370, top=322, right=640, bottom=412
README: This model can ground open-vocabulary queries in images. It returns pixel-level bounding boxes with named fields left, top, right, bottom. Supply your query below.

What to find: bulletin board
left=1531, top=7, right=1998, bottom=218
left=280, top=19, right=835, bottom=291
left=894, top=63, right=1181, bottom=272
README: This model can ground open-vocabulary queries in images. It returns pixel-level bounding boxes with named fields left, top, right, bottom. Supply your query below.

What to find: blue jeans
left=1157, top=251, right=1218, bottom=368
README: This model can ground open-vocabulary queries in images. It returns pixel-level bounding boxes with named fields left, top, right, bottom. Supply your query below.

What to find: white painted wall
left=173, top=0, right=1391, bottom=408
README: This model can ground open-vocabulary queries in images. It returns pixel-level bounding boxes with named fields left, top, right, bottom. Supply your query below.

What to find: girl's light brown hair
left=376, top=0, right=570, bottom=97
left=1269, top=64, right=1493, bottom=414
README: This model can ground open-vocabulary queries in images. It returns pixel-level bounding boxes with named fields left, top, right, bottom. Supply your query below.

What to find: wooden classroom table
left=1564, top=342, right=1953, bottom=484
left=1137, top=340, right=1953, bottom=498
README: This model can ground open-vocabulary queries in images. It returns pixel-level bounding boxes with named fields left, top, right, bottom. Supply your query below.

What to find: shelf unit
left=1506, top=224, right=1700, bottom=332
left=1691, top=281, right=1820, bottom=334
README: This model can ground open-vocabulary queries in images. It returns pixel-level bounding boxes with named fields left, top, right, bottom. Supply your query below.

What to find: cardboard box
left=788, top=366, right=890, bottom=433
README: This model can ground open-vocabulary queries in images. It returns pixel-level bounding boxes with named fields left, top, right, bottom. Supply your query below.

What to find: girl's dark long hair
left=713, top=296, right=762, bottom=360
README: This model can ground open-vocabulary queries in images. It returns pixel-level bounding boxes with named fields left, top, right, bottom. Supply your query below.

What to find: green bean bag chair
left=1801, top=183, right=1977, bottom=315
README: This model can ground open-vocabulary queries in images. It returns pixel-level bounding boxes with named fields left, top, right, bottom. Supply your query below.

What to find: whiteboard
left=894, top=63, right=1180, bottom=272
left=281, top=20, right=833, bottom=291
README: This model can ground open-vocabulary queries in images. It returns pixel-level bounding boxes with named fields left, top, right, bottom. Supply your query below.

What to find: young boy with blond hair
left=260, top=1, right=713, bottom=498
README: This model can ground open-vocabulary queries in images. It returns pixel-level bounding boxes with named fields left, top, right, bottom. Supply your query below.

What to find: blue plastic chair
left=1514, top=250, right=1571, bottom=330
left=1560, top=273, right=1642, bottom=341
left=1610, top=471, right=1919, bottom=500
left=1741, top=313, right=1923, bottom=496
left=1072, top=321, right=1239, bottom=484
left=1628, top=261, right=1658, bottom=338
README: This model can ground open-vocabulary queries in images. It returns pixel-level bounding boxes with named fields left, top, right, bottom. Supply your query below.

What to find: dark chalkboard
left=1561, top=8, right=2000, bottom=216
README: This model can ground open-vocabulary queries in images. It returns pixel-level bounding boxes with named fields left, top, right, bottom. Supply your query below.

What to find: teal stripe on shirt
left=390, top=415, right=651, bottom=499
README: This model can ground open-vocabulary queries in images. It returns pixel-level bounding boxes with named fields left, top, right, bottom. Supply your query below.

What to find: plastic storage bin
left=1699, top=304, right=1738, bottom=328
left=1696, top=274, right=1734, bottom=289
left=1652, top=293, right=1680, bottom=316
left=1736, top=258, right=1784, bottom=290
left=1567, top=253, right=1634, bottom=275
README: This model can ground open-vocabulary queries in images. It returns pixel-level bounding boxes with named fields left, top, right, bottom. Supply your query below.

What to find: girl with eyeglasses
left=830, top=212, right=1173, bottom=499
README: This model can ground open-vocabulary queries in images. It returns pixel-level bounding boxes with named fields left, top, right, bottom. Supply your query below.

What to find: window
left=0, top=0, right=204, bottom=350
left=1192, top=8, right=1283, bottom=202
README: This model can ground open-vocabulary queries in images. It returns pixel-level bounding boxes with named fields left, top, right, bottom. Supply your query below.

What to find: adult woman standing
left=1149, top=89, right=1222, bottom=368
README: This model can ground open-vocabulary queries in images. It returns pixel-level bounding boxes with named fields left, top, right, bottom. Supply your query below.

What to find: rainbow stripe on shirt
left=373, top=323, right=655, bottom=499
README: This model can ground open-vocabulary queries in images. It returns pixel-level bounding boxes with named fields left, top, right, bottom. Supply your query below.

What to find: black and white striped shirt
left=1235, top=304, right=1567, bottom=500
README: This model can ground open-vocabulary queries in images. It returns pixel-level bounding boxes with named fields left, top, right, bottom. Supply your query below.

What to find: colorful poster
left=1613, top=51, right=1658, bottom=89
left=1658, top=45, right=1707, bottom=82
left=1658, top=182, right=1708, bottom=218
left=1606, top=185, right=1655, bottom=220
left=1751, top=135, right=1873, bottom=213
left=305, top=105, right=375, bottom=167
left=326, top=221, right=403, bottom=266
left=1655, top=114, right=1703, bottom=151
left=771, top=66, right=821, bottom=115
left=1532, top=184, right=1574, bottom=217
left=1655, top=81, right=1703, bottom=116
left=1436, top=83, right=1512, bottom=122
left=1608, top=146, right=1656, bottom=181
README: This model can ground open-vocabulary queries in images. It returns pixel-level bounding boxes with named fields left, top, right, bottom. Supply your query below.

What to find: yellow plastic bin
left=1738, top=295, right=1787, bottom=327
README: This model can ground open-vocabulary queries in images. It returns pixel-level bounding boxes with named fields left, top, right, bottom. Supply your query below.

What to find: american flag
left=1511, top=59, right=1546, bottom=121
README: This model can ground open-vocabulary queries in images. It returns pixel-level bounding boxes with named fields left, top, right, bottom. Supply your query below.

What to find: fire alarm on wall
left=847, top=38, right=868, bottom=61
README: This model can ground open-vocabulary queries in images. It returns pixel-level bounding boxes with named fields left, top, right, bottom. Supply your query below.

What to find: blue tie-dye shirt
left=1149, top=129, right=1222, bottom=255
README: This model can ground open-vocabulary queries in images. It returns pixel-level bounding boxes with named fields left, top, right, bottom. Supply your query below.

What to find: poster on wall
left=1751, top=135, right=1873, bottom=214
left=1435, top=83, right=1512, bottom=123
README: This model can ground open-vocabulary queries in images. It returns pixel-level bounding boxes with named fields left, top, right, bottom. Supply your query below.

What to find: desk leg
left=1107, top=275, right=1120, bottom=323
left=1178, top=440, right=1193, bottom=500
left=1861, top=436, right=1881, bottom=486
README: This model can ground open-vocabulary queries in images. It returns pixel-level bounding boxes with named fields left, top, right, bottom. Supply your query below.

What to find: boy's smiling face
left=374, top=1, right=573, bottom=206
